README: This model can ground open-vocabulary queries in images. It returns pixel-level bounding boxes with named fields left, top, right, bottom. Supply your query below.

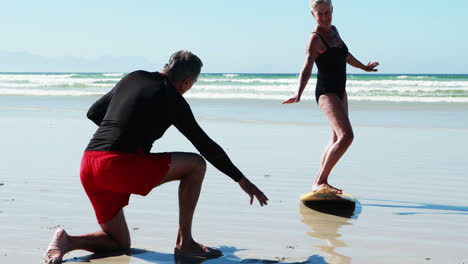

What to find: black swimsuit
left=313, top=28, right=349, bottom=103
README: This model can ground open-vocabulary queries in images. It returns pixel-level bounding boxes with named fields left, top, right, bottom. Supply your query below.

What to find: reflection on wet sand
left=299, top=203, right=357, bottom=264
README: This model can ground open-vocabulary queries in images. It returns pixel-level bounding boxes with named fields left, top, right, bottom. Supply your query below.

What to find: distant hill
left=0, top=51, right=156, bottom=72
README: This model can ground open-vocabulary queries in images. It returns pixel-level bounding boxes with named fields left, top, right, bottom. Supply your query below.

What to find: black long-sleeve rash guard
left=86, top=70, right=244, bottom=182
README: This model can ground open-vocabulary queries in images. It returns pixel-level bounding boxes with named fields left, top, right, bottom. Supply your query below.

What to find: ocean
left=1, top=72, right=468, bottom=103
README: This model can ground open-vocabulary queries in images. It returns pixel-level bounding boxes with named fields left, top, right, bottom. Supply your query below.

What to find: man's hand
left=238, top=177, right=268, bottom=206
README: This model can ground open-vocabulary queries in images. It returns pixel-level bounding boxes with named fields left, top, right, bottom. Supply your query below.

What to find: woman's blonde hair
left=310, top=0, right=333, bottom=11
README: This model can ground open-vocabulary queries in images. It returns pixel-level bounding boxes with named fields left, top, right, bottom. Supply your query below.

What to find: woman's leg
left=319, top=132, right=338, bottom=168
left=318, top=92, right=349, bottom=169
left=313, top=93, right=353, bottom=193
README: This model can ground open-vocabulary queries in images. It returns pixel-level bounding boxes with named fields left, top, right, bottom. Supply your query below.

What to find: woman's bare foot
left=42, top=229, right=71, bottom=264
left=312, top=183, right=342, bottom=194
left=174, top=241, right=222, bottom=259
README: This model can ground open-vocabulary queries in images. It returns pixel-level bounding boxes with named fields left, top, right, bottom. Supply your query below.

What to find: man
left=43, top=50, right=268, bottom=263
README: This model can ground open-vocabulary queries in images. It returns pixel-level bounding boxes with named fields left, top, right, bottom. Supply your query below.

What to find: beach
left=1, top=73, right=468, bottom=264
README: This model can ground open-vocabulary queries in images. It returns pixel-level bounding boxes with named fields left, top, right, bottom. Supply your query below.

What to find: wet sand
left=0, top=96, right=467, bottom=264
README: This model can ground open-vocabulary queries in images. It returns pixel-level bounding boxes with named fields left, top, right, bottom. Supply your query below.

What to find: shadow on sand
left=64, top=246, right=327, bottom=264
left=361, top=199, right=468, bottom=216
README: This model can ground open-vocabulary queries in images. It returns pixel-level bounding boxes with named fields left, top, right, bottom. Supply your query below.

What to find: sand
left=0, top=96, right=467, bottom=264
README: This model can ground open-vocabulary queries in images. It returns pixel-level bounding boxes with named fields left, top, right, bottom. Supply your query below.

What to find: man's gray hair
left=310, top=0, right=333, bottom=11
left=163, top=50, right=203, bottom=81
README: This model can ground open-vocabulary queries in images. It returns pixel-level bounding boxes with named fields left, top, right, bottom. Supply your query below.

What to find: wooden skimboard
left=300, top=188, right=356, bottom=211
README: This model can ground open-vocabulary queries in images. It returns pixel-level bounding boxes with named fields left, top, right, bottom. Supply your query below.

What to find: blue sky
left=2, top=0, right=467, bottom=73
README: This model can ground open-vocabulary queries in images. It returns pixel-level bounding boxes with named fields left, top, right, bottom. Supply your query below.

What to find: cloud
left=0, top=51, right=156, bottom=72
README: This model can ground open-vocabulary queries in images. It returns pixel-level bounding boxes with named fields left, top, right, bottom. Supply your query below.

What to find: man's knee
left=101, top=230, right=131, bottom=251
left=179, top=153, right=206, bottom=183
left=191, top=154, right=206, bottom=174
left=100, top=210, right=131, bottom=251
left=118, top=239, right=131, bottom=251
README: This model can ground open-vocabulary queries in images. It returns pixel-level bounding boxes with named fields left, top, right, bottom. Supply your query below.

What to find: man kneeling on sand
left=43, top=50, right=269, bottom=263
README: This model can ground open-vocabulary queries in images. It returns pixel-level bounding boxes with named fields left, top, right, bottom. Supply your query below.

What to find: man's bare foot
left=312, top=183, right=342, bottom=194
left=174, top=241, right=222, bottom=259
left=42, top=229, right=71, bottom=264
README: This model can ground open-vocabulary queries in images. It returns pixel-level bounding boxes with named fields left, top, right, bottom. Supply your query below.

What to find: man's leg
left=44, top=151, right=220, bottom=263
left=156, top=152, right=222, bottom=258
left=43, top=209, right=130, bottom=264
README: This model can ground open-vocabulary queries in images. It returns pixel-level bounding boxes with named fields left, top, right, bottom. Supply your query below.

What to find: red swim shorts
left=80, top=149, right=171, bottom=224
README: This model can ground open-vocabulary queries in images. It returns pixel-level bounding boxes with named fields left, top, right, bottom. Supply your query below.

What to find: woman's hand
left=238, top=177, right=269, bottom=206
left=362, top=62, right=379, bottom=72
left=282, top=95, right=301, bottom=104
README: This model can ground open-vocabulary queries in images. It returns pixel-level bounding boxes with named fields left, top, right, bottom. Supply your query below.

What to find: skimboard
left=300, top=188, right=356, bottom=211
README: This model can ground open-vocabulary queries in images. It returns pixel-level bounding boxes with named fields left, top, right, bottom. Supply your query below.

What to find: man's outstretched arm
left=172, top=98, right=268, bottom=206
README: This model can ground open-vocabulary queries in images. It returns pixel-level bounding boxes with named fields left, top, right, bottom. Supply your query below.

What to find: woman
left=283, top=0, right=379, bottom=194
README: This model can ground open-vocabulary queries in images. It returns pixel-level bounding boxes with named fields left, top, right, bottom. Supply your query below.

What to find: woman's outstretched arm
left=346, top=53, right=379, bottom=72
left=283, top=34, right=321, bottom=104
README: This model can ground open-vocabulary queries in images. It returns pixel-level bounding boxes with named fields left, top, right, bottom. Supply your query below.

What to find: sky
left=1, top=0, right=468, bottom=73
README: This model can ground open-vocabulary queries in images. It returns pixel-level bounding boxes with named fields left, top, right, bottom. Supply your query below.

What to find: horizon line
left=0, top=71, right=467, bottom=75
